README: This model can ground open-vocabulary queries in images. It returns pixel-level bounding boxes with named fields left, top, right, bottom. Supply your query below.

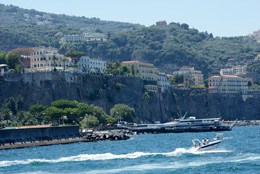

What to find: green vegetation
left=1, top=4, right=260, bottom=77
left=0, top=4, right=140, bottom=51
left=0, top=50, right=21, bottom=72
left=168, top=74, right=184, bottom=86
left=109, top=104, right=135, bottom=122
left=0, top=97, right=136, bottom=128
left=105, top=61, right=129, bottom=76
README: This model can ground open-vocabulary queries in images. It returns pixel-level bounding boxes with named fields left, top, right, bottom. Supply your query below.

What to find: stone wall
left=0, top=126, right=80, bottom=143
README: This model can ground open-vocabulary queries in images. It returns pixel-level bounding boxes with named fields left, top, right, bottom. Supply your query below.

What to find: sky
left=1, top=0, right=259, bottom=37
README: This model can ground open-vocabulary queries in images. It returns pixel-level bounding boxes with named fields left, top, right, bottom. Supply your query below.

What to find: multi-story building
left=77, top=56, right=106, bottom=74
left=220, top=65, right=247, bottom=76
left=61, top=33, right=108, bottom=43
left=173, top=67, right=204, bottom=87
left=24, top=47, right=72, bottom=72
left=122, top=61, right=158, bottom=81
left=122, top=61, right=159, bottom=92
left=157, top=72, right=170, bottom=92
left=208, top=75, right=248, bottom=93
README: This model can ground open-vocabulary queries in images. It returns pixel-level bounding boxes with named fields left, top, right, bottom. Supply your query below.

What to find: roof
left=209, top=75, right=242, bottom=79
left=18, top=125, right=51, bottom=129
left=0, top=64, right=8, bottom=68
left=122, top=61, right=139, bottom=64
left=222, top=75, right=241, bottom=78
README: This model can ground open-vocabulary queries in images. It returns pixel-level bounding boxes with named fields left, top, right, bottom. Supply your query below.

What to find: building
left=0, top=64, right=7, bottom=76
left=24, top=47, right=72, bottom=72
left=173, top=67, right=204, bottom=87
left=77, top=56, right=107, bottom=74
left=157, top=72, right=170, bottom=92
left=220, top=65, right=247, bottom=76
left=61, top=32, right=108, bottom=43
left=156, top=20, right=167, bottom=26
left=122, top=61, right=158, bottom=81
left=208, top=75, right=248, bottom=93
left=122, top=61, right=159, bottom=92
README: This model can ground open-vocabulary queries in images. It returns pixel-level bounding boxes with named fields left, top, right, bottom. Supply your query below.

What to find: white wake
left=0, top=147, right=231, bottom=168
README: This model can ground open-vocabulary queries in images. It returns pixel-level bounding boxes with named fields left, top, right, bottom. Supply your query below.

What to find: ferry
left=162, top=116, right=235, bottom=133
left=123, top=117, right=236, bottom=133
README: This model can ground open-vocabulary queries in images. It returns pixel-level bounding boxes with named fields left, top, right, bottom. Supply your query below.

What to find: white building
left=25, top=47, right=72, bottom=72
left=220, top=65, right=247, bottom=76
left=0, top=64, right=7, bottom=76
left=77, top=56, right=106, bottom=74
left=173, top=67, right=204, bottom=87
left=61, top=33, right=108, bottom=43
left=157, top=72, right=170, bottom=92
left=208, top=75, right=248, bottom=93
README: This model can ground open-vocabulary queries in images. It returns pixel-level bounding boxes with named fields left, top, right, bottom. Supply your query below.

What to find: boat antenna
left=184, top=112, right=187, bottom=118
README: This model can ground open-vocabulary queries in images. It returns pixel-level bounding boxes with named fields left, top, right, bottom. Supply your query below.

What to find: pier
left=0, top=126, right=130, bottom=150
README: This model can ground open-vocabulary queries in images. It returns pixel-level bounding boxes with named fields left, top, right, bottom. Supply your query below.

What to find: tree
left=44, top=106, right=64, bottom=122
left=77, top=103, right=92, bottom=117
left=51, top=99, right=78, bottom=109
left=80, top=115, right=99, bottom=128
left=105, top=61, right=121, bottom=75
left=64, top=107, right=78, bottom=120
left=0, top=51, right=6, bottom=64
left=65, top=51, right=86, bottom=64
left=2, top=96, right=23, bottom=115
left=29, top=104, right=47, bottom=114
left=168, top=74, right=184, bottom=85
left=110, top=104, right=135, bottom=122
left=90, top=106, right=107, bottom=124
left=5, top=51, right=19, bottom=70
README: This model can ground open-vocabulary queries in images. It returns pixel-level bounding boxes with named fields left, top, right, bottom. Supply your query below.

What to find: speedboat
left=192, top=134, right=223, bottom=151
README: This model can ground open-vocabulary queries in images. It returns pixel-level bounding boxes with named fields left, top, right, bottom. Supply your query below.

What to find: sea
left=0, top=126, right=259, bottom=174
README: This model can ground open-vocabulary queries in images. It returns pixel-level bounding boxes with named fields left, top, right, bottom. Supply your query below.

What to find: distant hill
left=0, top=4, right=140, bottom=51
left=1, top=3, right=260, bottom=76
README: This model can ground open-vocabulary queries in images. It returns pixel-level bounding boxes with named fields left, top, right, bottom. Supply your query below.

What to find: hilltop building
left=61, top=32, right=108, bottom=43
left=77, top=56, right=106, bottom=74
left=208, top=75, right=248, bottom=93
left=220, top=65, right=247, bottom=76
left=156, top=20, right=167, bottom=26
left=173, top=67, right=204, bottom=88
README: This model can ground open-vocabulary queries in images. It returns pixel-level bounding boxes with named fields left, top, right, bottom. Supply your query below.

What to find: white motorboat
left=192, top=134, right=223, bottom=151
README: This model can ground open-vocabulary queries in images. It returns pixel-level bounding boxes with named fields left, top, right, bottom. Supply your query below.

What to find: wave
left=88, top=154, right=260, bottom=174
left=0, top=147, right=232, bottom=168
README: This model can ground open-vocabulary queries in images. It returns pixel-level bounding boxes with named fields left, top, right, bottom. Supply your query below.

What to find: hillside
left=0, top=4, right=140, bottom=50
left=1, top=4, right=260, bottom=76
left=63, top=23, right=260, bottom=75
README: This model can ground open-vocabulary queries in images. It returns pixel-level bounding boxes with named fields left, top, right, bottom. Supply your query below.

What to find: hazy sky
left=1, top=0, right=259, bottom=37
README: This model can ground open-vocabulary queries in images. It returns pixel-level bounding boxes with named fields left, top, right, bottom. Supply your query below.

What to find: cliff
left=0, top=72, right=259, bottom=122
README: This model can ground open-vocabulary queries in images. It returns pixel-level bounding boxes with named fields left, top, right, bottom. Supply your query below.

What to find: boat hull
left=196, top=140, right=221, bottom=151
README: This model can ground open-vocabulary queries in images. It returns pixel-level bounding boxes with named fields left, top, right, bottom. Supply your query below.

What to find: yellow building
left=122, top=61, right=158, bottom=81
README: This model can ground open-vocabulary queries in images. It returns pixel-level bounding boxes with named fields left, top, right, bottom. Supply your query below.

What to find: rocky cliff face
left=0, top=72, right=259, bottom=121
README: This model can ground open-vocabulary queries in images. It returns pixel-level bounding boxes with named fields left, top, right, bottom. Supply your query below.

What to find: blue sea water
left=0, top=126, right=259, bottom=174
